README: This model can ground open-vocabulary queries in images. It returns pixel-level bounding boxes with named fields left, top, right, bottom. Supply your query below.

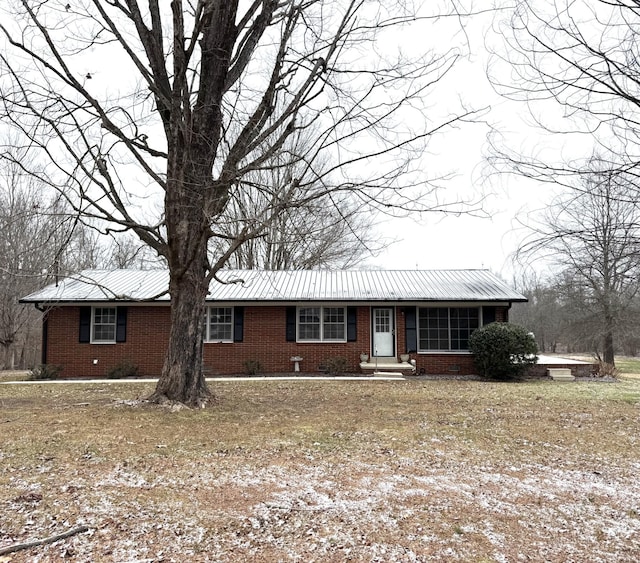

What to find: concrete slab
left=537, top=355, right=591, bottom=365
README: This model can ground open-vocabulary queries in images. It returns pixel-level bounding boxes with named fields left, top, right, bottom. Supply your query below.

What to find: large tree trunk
left=149, top=150, right=221, bottom=406
left=149, top=258, right=211, bottom=407
left=147, top=0, right=238, bottom=408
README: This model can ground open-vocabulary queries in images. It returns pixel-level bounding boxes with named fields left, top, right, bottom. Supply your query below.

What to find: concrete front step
left=360, top=360, right=415, bottom=376
left=548, top=368, right=575, bottom=381
left=372, top=371, right=405, bottom=378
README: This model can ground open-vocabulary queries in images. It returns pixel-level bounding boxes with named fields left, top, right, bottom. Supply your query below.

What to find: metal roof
left=21, top=269, right=526, bottom=304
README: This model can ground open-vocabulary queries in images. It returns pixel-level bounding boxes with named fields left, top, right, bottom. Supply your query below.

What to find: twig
left=0, top=525, right=90, bottom=556
left=264, top=502, right=327, bottom=512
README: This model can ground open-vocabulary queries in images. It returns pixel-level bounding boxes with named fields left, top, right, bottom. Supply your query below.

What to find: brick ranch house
left=21, top=269, right=527, bottom=378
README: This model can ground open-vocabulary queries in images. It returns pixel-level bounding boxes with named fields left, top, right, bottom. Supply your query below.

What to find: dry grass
left=0, top=371, right=29, bottom=383
left=1, top=376, right=640, bottom=562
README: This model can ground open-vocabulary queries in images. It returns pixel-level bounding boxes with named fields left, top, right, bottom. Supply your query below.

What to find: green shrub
left=29, top=364, right=62, bottom=380
left=106, top=360, right=139, bottom=379
left=469, top=322, right=538, bottom=379
left=243, top=359, right=263, bottom=376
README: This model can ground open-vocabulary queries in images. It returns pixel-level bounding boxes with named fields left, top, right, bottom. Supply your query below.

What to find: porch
left=359, top=356, right=416, bottom=377
left=529, top=354, right=597, bottom=378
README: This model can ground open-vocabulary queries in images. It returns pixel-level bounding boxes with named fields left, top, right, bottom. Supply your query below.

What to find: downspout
left=33, top=303, right=48, bottom=365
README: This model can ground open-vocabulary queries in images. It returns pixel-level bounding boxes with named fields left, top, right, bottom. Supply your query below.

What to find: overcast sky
left=367, top=3, right=581, bottom=280
left=362, top=7, right=524, bottom=276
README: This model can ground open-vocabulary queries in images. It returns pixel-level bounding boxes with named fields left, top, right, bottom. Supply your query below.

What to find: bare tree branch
left=0, top=0, right=488, bottom=406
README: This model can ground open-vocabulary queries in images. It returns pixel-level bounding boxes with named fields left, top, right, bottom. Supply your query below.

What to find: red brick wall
left=413, top=354, right=476, bottom=375
left=45, top=306, right=170, bottom=377
left=202, top=306, right=372, bottom=375
left=43, top=304, right=510, bottom=377
left=497, top=307, right=508, bottom=322
left=44, top=305, right=372, bottom=377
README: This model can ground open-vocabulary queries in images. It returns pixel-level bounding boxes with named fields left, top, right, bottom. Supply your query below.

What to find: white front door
left=372, top=308, right=395, bottom=357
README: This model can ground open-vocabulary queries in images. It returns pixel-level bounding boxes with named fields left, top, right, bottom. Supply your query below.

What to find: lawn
left=615, top=356, right=640, bottom=377
left=1, top=376, right=639, bottom=562
left=0, top=371, right=28, bottom=383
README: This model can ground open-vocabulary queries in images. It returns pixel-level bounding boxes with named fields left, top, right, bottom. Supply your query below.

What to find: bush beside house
left=469, top=322, right=538, bottom=379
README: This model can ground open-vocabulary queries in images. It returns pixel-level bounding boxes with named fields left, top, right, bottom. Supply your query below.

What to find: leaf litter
left=1, top=378, right=639, bottom=561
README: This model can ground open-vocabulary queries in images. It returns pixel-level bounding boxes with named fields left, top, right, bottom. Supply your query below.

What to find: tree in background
left=223, top=193, right=378, bottom=270
left=491, top=0, right=640, bottom=177
left=219, top=126, right=384, bottom=270
left=101, top=232, right=163, bottom=270
left=0, top=155, right=98, bottom=369
left=488, top=1, right=640, bottom=364
left=510, top=272, right=565, bottom=353
left=515, top=160, right=640, bottom=365
left=0, top=1, right=485, bottom=406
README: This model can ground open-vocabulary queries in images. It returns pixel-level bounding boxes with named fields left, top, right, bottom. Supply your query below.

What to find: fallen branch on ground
left=0, top=525, right=90, bottom=556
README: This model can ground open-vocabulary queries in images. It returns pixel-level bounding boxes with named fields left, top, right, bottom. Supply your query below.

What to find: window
left=297, top=306, right=346, bottom=341
left=298, top=307, right=321, bottom=340
left=92, top=307, right=117, bottom=343
left=205, top=307, right=233, bottom=342
left=80, top=307, right=126, bottom=344
left=323, top=307, right=345, bottom=340
left=418, top=307, right=479, bottom=351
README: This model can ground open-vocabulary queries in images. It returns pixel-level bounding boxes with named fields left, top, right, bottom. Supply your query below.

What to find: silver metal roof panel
left=21, top=269, right=527, bottom=303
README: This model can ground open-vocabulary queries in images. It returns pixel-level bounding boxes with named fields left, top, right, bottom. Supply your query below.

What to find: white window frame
left=417, top=306, right=480, bottom=353
left=91, top=306, right=117, bottom=344
left=297, top=306, right=346, bottom=342
left=205, top=307, right=234, bottom=343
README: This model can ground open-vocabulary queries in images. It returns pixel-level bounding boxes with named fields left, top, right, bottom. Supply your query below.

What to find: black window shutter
left=79, top=306, right=91, bottom=343
left=286, top=306, right=296, bottom=342
left=42, top=314, right=49, bottom=364
left=233, top=306, right=244, bottom=342
left=483, top=306, right=496, bottom=325
left=347, top=307, right=357, bottom=341
left=404, top=307, right=417, bottom=353
left=116, top=307, right=127, bottom=342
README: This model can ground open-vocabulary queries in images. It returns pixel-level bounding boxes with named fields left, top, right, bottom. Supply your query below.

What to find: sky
left=365, top=6, right=544, bottom=277
left=367, top=2, right=597, bottom=280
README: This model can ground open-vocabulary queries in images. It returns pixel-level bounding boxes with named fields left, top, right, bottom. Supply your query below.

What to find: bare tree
left=510, top=271, right=565, bottom=353
left=0, top=155, right=97, bottom=369
left=515, top=160, right=640, bottom=365
left=219, top=125, right=384, bottom=270
left=0, top=1, right=486, bottom=406
left=489, top=0, right=640, bottom=181
left=486, top=1, right=640, bottom=363
left=99, top=232, right=163, bottom=270
left=223, top=194, right=380, bottom=270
